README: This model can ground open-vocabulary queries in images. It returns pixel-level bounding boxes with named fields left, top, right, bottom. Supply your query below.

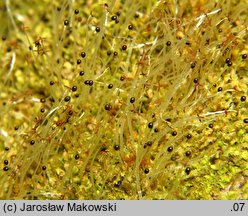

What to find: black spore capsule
left=88, top=80, right=94, bottom=86
left=77, top=59, right=81, bottom=65
left=166, top=41, right=171, bottom=46
left=172, top=131, right=177, bottom=136
left=190, top=62, right=196, bottom=69
left=122, top=45, right=127, bottom=50
left=40, top=98, right=46, bottom=103
left=95, top=27, right=100, bottom=32
left=72, top=86, right=77, bottom=92
left=171, top=156, right=176, bottom=161
left=148, top=122, right=153, bottom=129
left=218, top=87, right=223, bottom=92
left=128, top=24, right=133, bottom=30
left=146, top=141, right=152, bottom=147
left=120, top=76, right=125, bottom=81
left=225, top=58, right=231, bottom=63
left=64, top=20, right=69, bottom=26
left=111, top=15, right=117, bottom=21
left=227, top=61, right=232, bottom=67
left=167, top=146, right=173, bottom=152
left=114, top=145, right=120, bottom=150
left=240, top=96, right=246, bottom=102
left=185, top=151, right=191, bottom=157
left=185, top=167, right=191, bottom=174
left=81, top=52, right=86, bottom=58
left=74, top=9, right=79, bottom=15
left=84, top=80, right=90, bottom=85
left=115, top=180, right=122, bottom=187
left=64, top=96, right=71, bottom=102
left=105, top=104, right=112, bottom=111
left=186, top=134, right=192, bottom=139
left=108, top=84, right=113, bottom=89
left=130, top=97, right=135, bottom=103
left=144, top=168, right=149, bottom=174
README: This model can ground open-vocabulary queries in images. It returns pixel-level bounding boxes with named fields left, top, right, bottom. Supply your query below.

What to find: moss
left=0, top=0, right=247, bottom=200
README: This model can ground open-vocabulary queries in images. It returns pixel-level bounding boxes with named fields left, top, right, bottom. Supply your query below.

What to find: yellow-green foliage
left=0, top=0, right=247, bottom=199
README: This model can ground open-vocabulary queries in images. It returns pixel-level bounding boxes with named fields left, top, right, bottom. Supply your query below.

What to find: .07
left=232, top=203, right=245, bottom=212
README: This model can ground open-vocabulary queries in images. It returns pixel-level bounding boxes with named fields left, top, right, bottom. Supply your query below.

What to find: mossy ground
left=0, top=0, right=247, bottom=200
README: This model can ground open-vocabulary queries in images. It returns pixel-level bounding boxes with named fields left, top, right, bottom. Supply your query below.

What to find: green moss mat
left=0, top=0, right=247, bottom=199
